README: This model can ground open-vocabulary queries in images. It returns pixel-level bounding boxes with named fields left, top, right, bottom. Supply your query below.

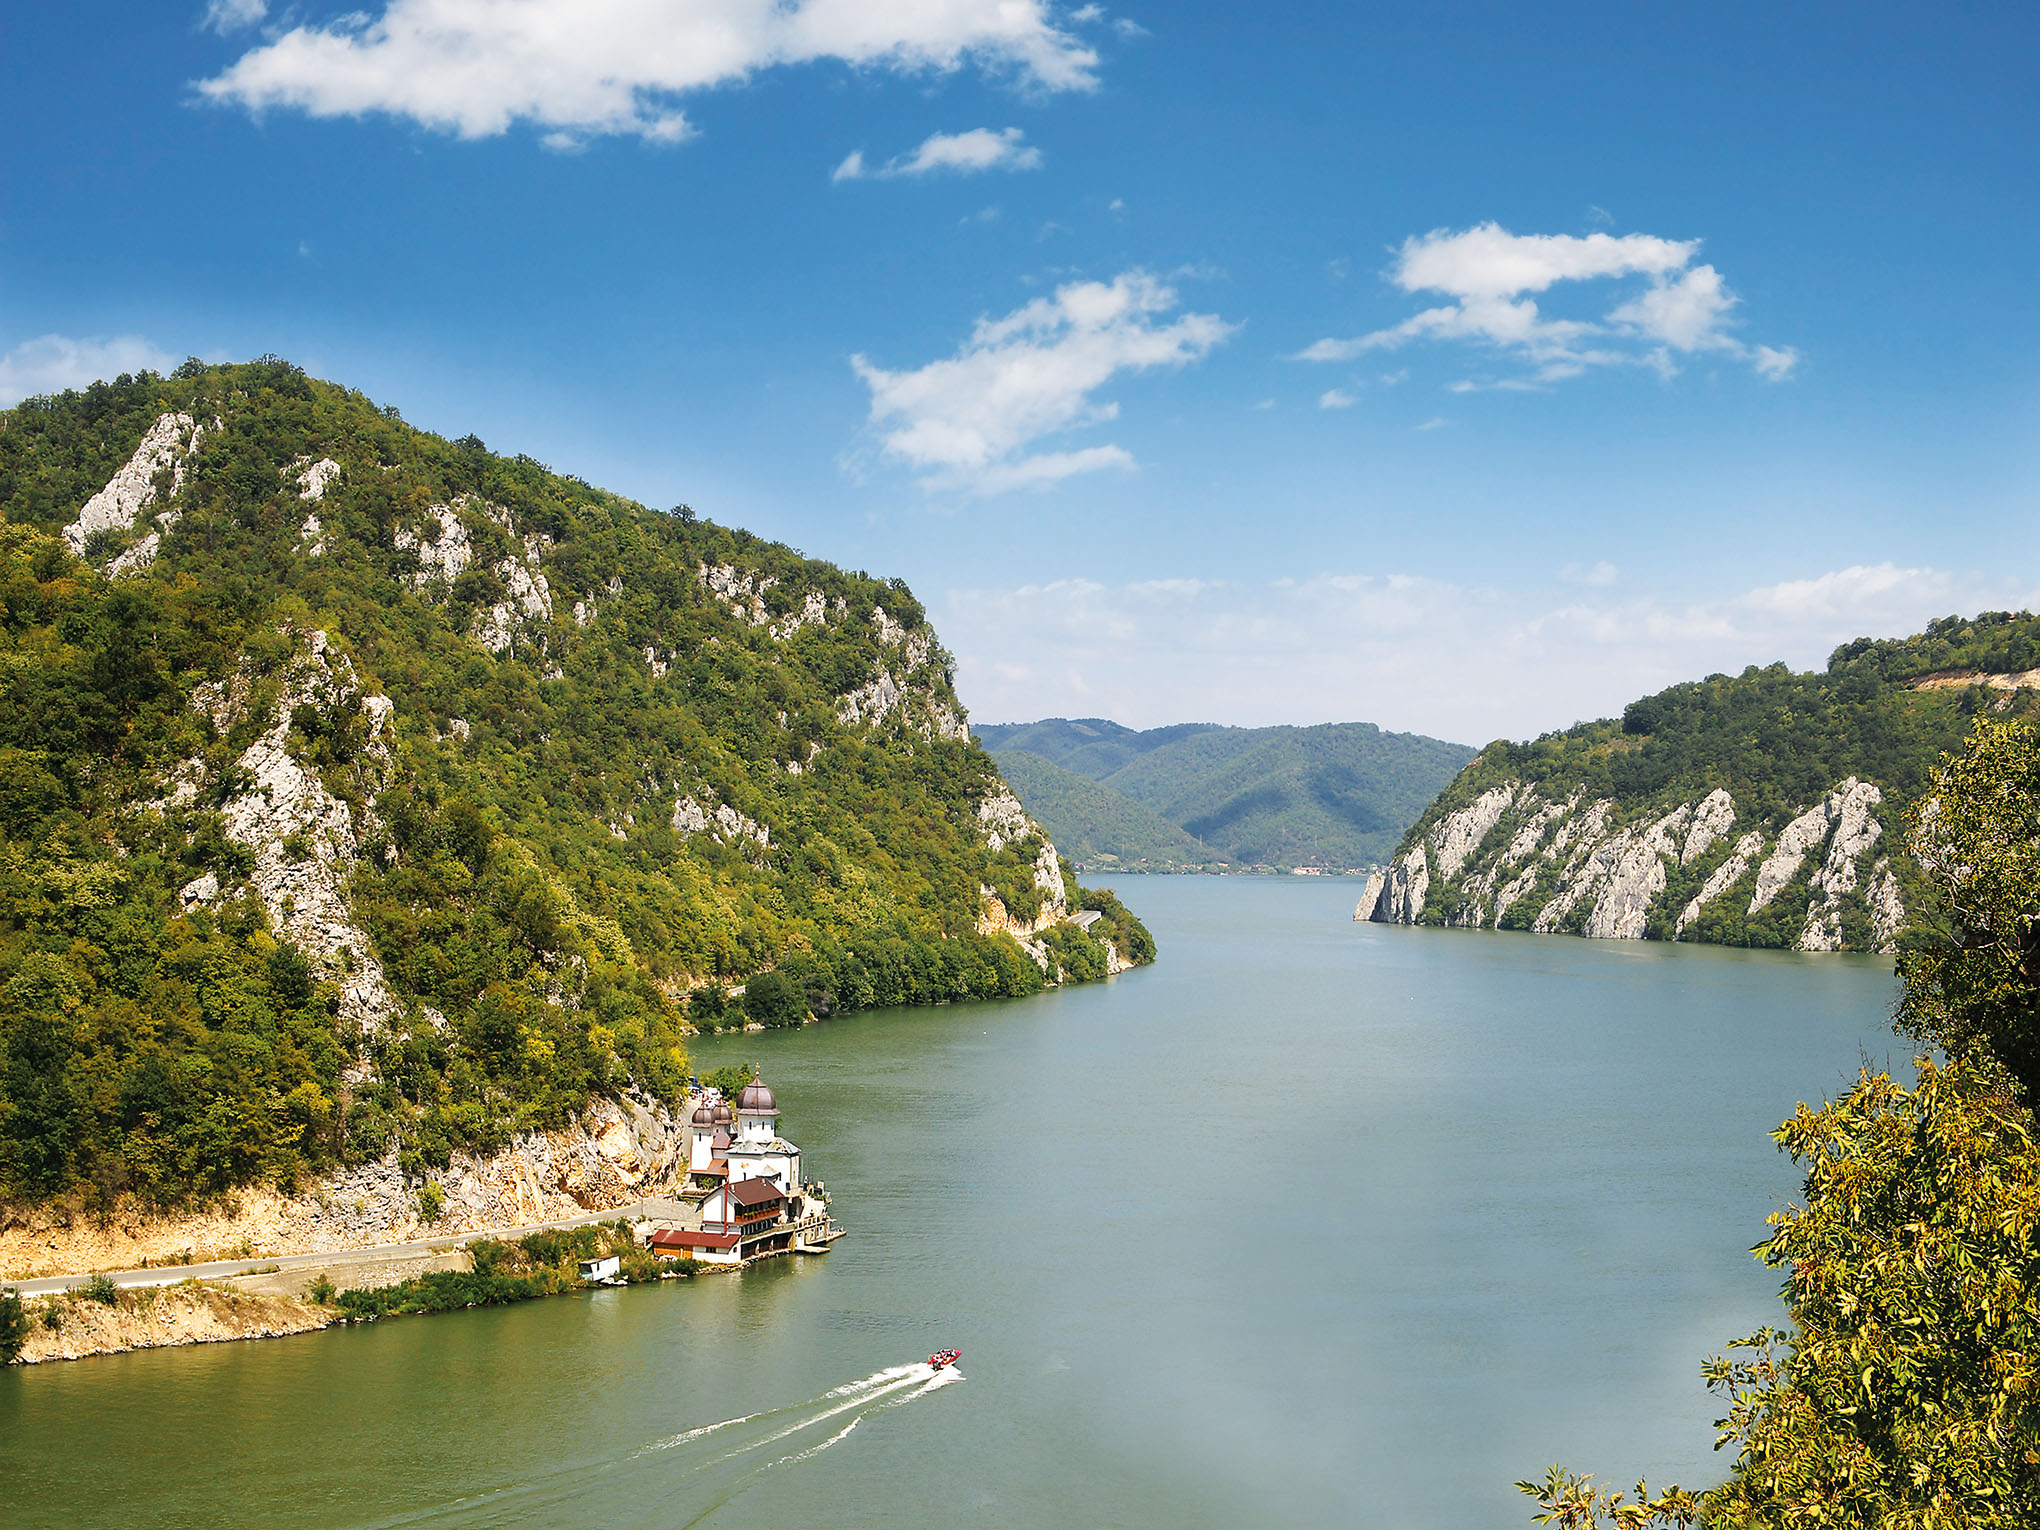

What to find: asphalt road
left=6, top=1202, right=669, bottom=1298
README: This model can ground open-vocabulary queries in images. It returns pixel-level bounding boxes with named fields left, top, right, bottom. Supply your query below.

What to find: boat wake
left=348, top=1359, right=964, bottom=1530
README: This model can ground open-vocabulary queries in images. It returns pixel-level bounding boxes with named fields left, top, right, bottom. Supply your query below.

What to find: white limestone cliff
left=163, top=631, right=403, bottom=1048
left=1367, top=773, right=1904, bottom=952
left=1797, top=779, right=1885, bottom=951
left=66, top=411, right=211, bottom=574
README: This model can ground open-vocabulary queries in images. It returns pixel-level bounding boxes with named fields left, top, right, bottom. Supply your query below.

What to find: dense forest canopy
left=0, top=359, right=1148, bottom=1210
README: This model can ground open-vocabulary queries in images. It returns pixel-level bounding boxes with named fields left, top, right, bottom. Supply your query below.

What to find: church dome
left=737, top=1076, right=778, bottom=1113
left=690, top=1102, right=717, bottom=1126
left=711, top=1101, right=733, bottom=1125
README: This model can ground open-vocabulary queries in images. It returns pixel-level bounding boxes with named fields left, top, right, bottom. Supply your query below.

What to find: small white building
left=577, top=1255, right=621, bottom=1282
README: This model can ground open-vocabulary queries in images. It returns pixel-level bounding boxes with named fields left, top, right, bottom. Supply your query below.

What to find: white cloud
left=199, top=0, right=1097, bottom=142
left=1294, top=222, right=1795, bottom=386
left=204, top=0, right=267, bottom=32
left=834, top=126, right=1041, bottom=182
left=941, top=561, right=2038, bottom=742
left=1318, top=387, right=1358, bottom=409
left=1560, top=559, right=1619, bottom=587
left=851, top=270, right=1234, bottom=495
left=0, top=335, right=179, bottom=407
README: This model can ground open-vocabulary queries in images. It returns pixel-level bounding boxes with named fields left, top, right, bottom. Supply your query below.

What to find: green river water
left=5, top=875, right=1907, bottom=1529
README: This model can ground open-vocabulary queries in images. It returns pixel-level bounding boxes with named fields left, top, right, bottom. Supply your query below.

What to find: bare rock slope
left=1359, top=776, right=1907, bottom=952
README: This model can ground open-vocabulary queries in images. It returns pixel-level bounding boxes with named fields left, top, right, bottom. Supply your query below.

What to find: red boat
left=927, top=1349, right=961, bottom=1370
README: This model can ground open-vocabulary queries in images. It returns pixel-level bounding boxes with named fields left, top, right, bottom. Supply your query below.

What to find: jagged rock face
left=974, top=787, right=1069, bottom=937
left=1677, top=831, right=1762, bottom=936
left=192, top=630, right=403, bottom=1040
left=670, top=792, right=770, bottom=850
left=394, top=496, right=554, bottom=655
left=1378, top=844, right=1429, bottom=923
left=1367, top=774, right=1905, bottom=953
left=834, top=606, right=968, bottom=741
left=1797, top=780, right=1885, bottom=951
left=65, top=411, right=209, bottom=574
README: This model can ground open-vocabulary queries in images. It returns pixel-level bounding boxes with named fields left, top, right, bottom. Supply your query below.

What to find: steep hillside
left=0, top=359, right=1149, bottom=1230
left=989, top=748, right=1225, bottom=871
left=977, top=718, right=1476, bottom=868
left=1359, top=615, right=2040, bottom=951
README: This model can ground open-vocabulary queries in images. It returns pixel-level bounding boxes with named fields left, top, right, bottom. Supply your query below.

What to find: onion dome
left=690, top=1102, right=717, bottom=1126
left=736, top=1075, right=779, bottom=1113
left=711, top=1101, right=733, bottom=1125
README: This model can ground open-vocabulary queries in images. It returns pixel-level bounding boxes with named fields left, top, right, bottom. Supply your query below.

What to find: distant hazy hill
left=977, top=718, right=1477, bottom=868
left=988, top=748, right=1225, bottom=871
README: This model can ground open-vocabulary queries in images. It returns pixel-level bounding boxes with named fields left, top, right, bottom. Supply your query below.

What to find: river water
left=5, top=876, right=1907, bottom=1529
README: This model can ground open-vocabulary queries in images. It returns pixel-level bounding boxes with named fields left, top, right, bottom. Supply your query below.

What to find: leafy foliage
left=0, top=1288, right=27, bottom=1364
left=0, top=361, right=1149, bottom=1211
left=1896, top=717, right=2040, bottom=1101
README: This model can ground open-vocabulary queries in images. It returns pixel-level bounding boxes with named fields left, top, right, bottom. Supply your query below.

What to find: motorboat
left=927, top=1349, right=961, bottom=1370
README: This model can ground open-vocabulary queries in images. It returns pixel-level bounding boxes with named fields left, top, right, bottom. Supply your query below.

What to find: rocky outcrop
left=671, top=792, right=770, bottom=850
left=66, top=410, right=211, bottom=574
left=215, top=631, right=401, bottom=1037
left=395, top=497, right=554, bottom=655
left=16, top=1284, right=333, bottom=1365
left=1366, top=774, right=1905, bottom=952
left=1797, top=780, right=1885, bottom=951
left=1676, top=831, right=1762, bottom=936
left=974, top=786, right=1070, bottom=941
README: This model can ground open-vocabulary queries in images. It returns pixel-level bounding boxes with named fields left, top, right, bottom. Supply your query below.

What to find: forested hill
left=0, top=359, right=1149, bottom=1210
left=976, top=717, right=1475, bottom=869
left=1361, top=613, right=2040, bottom=951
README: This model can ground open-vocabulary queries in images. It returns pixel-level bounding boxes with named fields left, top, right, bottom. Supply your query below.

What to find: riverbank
left=0, top=1093, right=685, bottom=1284
left=15, top=1281, right=334, bottom=1365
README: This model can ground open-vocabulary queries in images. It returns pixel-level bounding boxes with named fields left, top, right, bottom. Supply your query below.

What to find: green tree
left=702, top=1064, right=753, bottom=1101
left=742, top=971, right=808, bottom=1028
left=0, top=1288, right=29, bottom=1364
left=1896, top=716, right=2040, bottom=1100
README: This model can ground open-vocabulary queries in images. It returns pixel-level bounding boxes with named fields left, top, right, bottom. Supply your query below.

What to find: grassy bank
left=332, top=1222, right=701, bottom=1320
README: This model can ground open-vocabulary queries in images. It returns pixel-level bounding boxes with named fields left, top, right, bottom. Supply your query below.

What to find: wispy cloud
left=0, top=334, right=178, bottom=407
left=1560, top=559, right=1619, bottom=587
left=851, top=270, right=1234, bottom=495
left=1318, top=387, right=1358, bottom=410
left=942, top=562, right=2032, bottom=741
left=203, top=0, right=267, bottom=32
left=1294, top=222, right=1797, bottom=387
left=834, top=127, right=1041, bottom=183
left=199, top=0, right=1096, bottom=143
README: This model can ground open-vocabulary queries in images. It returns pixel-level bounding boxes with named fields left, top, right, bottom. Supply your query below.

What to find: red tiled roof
left=651, top=1229, right=740, bottom=1251
left=728, top=1178, right=784, bottom=1208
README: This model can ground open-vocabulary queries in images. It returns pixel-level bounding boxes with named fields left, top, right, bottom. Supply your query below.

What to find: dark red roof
left=727, top=1177, right=785, bottom=1208
left=651, top=1229, right=739, bottom=1251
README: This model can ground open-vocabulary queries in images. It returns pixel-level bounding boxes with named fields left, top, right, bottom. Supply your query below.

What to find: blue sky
left=4, top=2, right=2036, bottom=743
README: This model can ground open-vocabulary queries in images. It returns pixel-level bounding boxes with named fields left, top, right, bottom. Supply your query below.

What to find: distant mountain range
left=978, top=718, right=1477, bottom=870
